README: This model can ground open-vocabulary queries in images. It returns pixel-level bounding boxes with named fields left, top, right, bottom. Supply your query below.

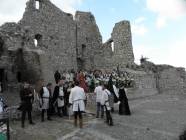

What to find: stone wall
left=138, top=60, right=186, bottom=94
left=75, top=11, right=103, bottom=70
left=0, top=0, right=136, bottom=84
left=111, top=21, right=135, bottom=68
left=157, top=67, right=186, bottom=94
left=19, top=0, right=78, bottom=83
left=101, top=21, right=135, bottom=70
left=1, top=0, right=186, bottom=96
left=125, top=69, right=158, bottom=95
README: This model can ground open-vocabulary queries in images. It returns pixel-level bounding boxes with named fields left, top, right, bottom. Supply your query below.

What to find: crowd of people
left=0, top=69, right=181, bottom=140
left=15, top=69, right=132, bottom=128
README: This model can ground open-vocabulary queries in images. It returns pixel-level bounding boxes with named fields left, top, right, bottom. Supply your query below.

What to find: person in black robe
left=53, top=79, right=67, bottom=117
left=118, top=82, right=131, bottom=115
left=54, top=70, right=61, bottom=84
left=20, top=82, right=35, bottom=128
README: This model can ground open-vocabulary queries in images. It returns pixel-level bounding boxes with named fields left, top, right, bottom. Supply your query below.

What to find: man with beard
left=53, top=79, right=66, bottom=117
left=20, top=82, right=35, bottom=128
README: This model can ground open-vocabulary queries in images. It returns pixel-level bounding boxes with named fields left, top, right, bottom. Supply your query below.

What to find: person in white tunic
left=94, top=82, right=104, bottom=118
left=40, top=83, right=52, bottom=122
left=69, top=81, right=86, bottom=128
left=53, top=79, right=66, bottom=117
left=101, top=84, right=113, bottom=126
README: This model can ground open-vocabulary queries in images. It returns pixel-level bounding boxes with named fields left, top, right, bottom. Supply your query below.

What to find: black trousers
left=21, top=110, right=33, bottom=125
left=74, top=110, right=82, bottom=120
left=96, top=102, right=104, bottom=118
left=42, top=109, right=51, bottom=120
left=105, top=107, right=113, bottom=126
left=57, top=106, right=67, bottom=116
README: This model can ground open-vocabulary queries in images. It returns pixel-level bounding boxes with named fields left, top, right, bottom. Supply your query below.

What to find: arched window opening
left=34, top=39, right=38, bottom=47
left=35, top=0, right=40, bottom=10
left=34, top=34, right=42, bottom=47
left=111, top=42, right=114, bottom=52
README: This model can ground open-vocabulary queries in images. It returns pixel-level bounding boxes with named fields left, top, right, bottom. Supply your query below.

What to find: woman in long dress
left=118, top=82, right=131, bottom=115
left=77, top=71, right=88, bottom=93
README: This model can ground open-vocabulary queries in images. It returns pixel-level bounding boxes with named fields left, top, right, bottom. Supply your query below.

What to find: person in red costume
left=77, top=71, right=88, bottom=93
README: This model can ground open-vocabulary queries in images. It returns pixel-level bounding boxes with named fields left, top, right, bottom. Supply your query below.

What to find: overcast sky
left=0, top=0, right=186, bottom=68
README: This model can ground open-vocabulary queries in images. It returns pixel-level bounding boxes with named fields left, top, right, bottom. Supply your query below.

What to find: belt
left=105, top=100, right=109, bottom=103
left=73, top=99, right=84, bottom=102
left=42, top=97, right=49, bottom=99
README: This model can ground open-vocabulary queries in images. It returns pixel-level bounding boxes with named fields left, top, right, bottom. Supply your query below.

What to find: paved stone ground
left=9, top=93, right=186, bottom=140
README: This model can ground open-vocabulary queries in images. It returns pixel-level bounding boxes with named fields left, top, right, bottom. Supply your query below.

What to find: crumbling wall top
left=75, top=11, right=96, bottom=24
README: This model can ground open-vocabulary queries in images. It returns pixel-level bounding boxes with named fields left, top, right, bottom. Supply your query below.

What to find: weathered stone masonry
left=0, top=0, right=135, bottom=84
left=0, top=0, right=186, bottom=95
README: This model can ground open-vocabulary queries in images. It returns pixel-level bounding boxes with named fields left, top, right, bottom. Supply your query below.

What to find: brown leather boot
left=74, top=119, right=77, bottom=127
left=79, top=118, right=83, bottom=128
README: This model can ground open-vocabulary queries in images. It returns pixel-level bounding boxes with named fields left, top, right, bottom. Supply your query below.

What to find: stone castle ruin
left=0, top=0, right=186, bottom=95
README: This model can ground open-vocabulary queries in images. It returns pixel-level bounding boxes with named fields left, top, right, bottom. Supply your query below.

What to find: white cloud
left=131, top=17, right=148, bottom=36
left=0, top=0, right=26, bottom=25
left=156, top=17, right=166, bottom=29
left=0, top=0, right=84, bottom=26
left=146, top=0, right=186, bottom=28
left=134, top=38, right=186, bottom=68
left=51, top=0, right=84, bottom=14
left=135, top=17, right=146, bottom=24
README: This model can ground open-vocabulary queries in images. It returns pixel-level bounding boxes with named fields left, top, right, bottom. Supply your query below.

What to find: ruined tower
left=111, top=21, right=135, bottom=69
left=101, top=20, right=135, bottom=70
left=75, top=11, right=103, bottom=70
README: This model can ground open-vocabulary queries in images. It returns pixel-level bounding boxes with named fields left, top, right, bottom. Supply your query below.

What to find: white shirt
left=58, top=86, right=64, bottom=107
left=101, top=89, right=111, bottom=110
left=66, top=73, right=70, bottom=82
left=94, top=86, right=103, bottom=103
left=69, top=86, right=86, bottom=111
left=59, top=87, right=64, bottom=97
left=43, top=87, right=50, bottom=98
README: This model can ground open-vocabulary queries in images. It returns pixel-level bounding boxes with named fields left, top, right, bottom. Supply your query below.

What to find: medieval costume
left=118, top=84, right=131, bottom=115
left=77, top=72, right=88, bottom=93
left=94, top=84, right=104, bottom=118
left=53, top=84, right=66, bottom=117
left=113, top=84, right=119, bottom=101
left=67, top=82, right=74, bottom=116
left=40, top=84, right=52, bottom=122
left=54, top=70, right=61, bottom=84
left=101, top=87, right=113, bottom=126
left=107, top=76, right=118, bottom=112
left=20, top=83, right=35, bottom=128
left=69, top=83, right=86, bottom=128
